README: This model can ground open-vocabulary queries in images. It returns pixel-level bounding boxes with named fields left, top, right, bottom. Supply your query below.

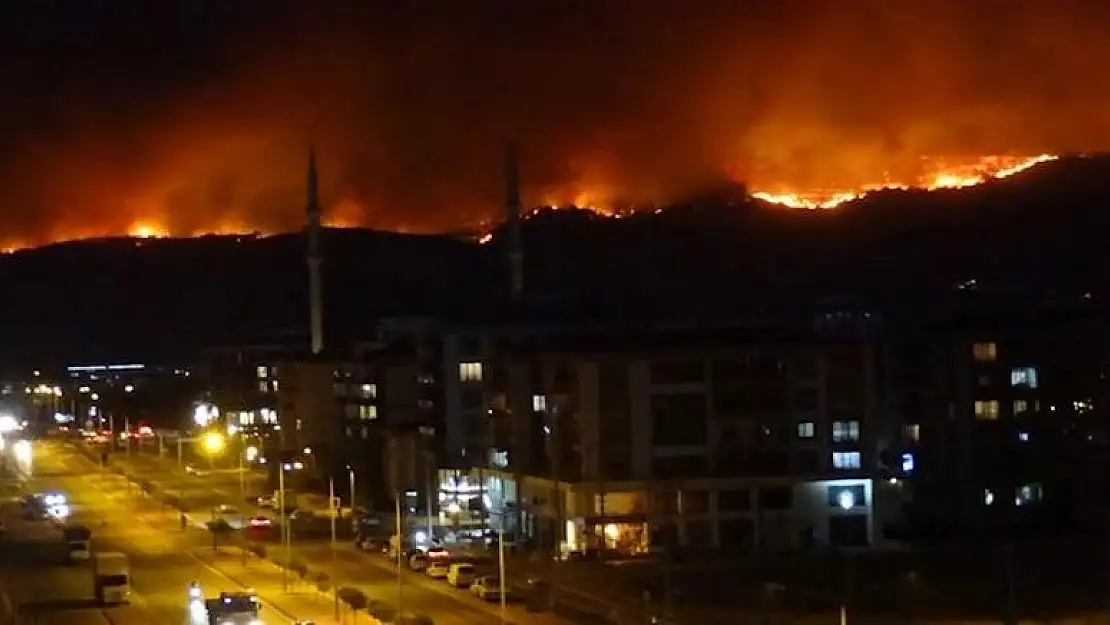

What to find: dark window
left=651, top=523, right=679, bottom=549
left=685, top=520, right=713, bottom=549
left=649, top=362, right=705, bottom=386
left=791, top=357, right=817, bottom=378
left=718, top=518, right=755, bottom=551
left=758, top=487, right=792, bottom=511
left=600, top=451, right=632, bottom=481
left=460, top=389, right=483, bottom=411
left=794, top=388, right=818, bottom=411
left=650, top=393, right=708, bottom=446
left=681, top=490, right=710, bottom=515
left=717, top=489, right=751, bottom=511
left=794, top=450, right=819, bottom=474
left=829, top=515, right=868, bottom=547
left=652, top=455, right=708, bottom=479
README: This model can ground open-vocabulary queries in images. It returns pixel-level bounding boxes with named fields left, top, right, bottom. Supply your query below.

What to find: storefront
left=436, top=469, right=517, bottom=535
left=566, top=513, right=651, bottom=554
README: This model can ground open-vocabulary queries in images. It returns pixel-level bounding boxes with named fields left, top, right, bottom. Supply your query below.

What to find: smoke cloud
left=0, top=0, right=1106, bottom=246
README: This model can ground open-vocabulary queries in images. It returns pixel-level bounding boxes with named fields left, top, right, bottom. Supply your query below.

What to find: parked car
left=470, top=576, right=508, bottom=601
left=447, top=563, right=476, bottom=588
left=426, top=559, right=451, bottom=579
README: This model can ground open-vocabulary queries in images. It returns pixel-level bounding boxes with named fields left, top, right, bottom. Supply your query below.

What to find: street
left=4, top=440, right=577, bottom=625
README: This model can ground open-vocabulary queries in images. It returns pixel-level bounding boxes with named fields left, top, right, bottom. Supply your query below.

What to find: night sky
left=0, top=0, right=1107, bottom=246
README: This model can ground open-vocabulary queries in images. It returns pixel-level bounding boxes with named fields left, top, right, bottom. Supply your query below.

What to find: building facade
left=377, top=323, right=907, bottom=553
left=902, top=304, right=1110, bottom=539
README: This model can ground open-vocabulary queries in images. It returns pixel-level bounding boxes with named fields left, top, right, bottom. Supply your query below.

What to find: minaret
left=306, top=147, right=325, bottom=355
left=505, top=144, right=524, bottom=307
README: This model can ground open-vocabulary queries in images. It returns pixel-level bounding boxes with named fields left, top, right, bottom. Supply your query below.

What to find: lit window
left=1013, top=400, right=1028, bottom=415
left=256, top=366, right=268, bottom=379
left=359, top=405, right=378, bottom=421
left=260, top=409, right=278, bottom=425
left=1018, top=430, right=1029, bottom=442
left=532, top=394, right=548, bottom=412
left=832, top=451, right=861, bottom=470
left=974, top=400, right=999, bottom=420
left=796, top=421, right=815, bottom=439
left=459, top=362, right=483, bottom=383
left=903, top=423, right=920, bottom=442
left=271, top=380, right=279, bottom=392
left=1015, top=483, right=1042, bottom=506
left=972, top=342, right=997, bottom=362
left=831, top=420, right=860, bottom=442
left=983, top=489, right=994, bottom=505
left=901, top=452, right=914, bottom=473
left=360, top=383, right=377, bottom=399
left=1010, top=367, right=1038, bottom=389
left=257, top=381, right=268, bottom=393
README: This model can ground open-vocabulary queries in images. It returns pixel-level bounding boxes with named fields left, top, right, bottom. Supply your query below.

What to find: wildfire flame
left=748, top=154, right=1058, bottom=210
left=0, top=153, right=1063, bottom=253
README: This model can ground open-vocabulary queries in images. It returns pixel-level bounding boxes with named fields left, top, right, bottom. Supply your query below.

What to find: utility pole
left=330, top=477, right=339, bottom=621
left=395, top=493, right=404, bottom=619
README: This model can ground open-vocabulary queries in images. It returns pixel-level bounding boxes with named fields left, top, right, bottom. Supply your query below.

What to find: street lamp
left=279, top=461, right=301, bottom=593
left=202, top=432, right=225, bottom=454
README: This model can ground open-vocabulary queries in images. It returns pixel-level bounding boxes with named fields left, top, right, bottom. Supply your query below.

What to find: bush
left=403, top=615, right=434, bottom=625
left=247, top=543, right=267, bottom=559
left=312, top=572, right=330, bottom=592
left=338, top=587, right=369, bottom=611
left=206, top=519, right=233, bottom=534
left=289, top=559, right=309, bottom=578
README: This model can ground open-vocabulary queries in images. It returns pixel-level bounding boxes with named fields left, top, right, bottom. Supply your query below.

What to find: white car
left=446, top=563, right=475, bottom=588
left=470, top=576, right=506, bottom=601
left=425, top=560, right=451, bottom=579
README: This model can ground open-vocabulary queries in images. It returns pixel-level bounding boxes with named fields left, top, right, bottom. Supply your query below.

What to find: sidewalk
left=290, top=542, right=579, bottom=625
left=193, top=546, right=377, bottom=625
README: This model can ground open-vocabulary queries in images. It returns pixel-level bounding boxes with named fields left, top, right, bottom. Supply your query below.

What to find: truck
left=63, top=525, right=92, bottom=562
left=93, top=552, right=130, bottom=604
left=204, top=591, right=262, bottom=625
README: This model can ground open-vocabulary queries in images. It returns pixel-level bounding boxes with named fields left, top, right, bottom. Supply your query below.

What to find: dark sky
left=0, top=0, right=1108, bottom=245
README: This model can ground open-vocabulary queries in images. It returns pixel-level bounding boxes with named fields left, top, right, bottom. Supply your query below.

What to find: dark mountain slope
left=2, top=154, right=1108, bottom=363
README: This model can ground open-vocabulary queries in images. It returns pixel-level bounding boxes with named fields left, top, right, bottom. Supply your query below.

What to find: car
left=425, top=559, right=451, bottom=579
left=247, top=516, right=272, bottom=527
left=470, top=576, right=507, bottom=601
left=446, top=562, right=476, bottom=588
left=215, top=504, right=239, bottom=515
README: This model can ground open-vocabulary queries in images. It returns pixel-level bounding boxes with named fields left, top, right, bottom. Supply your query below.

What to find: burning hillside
left=747, top=154, right=1059, bottom=210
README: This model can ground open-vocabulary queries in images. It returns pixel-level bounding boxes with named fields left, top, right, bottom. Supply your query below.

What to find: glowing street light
left=245, top=446, right=259, bottom=463
left=202, top=432, right=226, bottom=455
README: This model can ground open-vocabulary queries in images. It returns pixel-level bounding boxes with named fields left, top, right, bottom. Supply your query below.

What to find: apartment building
left=198, top=342, right=387, bottom=502
left=422, top=323, right=905, bottom=554
left=902, top=303, right=1110, bottom=538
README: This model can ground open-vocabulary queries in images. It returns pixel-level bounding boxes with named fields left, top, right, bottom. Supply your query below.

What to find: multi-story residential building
left=392, top=322, right=903, bottom=553
left=901, top=302, right=1110, bottom=539
left=198, top=341, right=390, bottom=505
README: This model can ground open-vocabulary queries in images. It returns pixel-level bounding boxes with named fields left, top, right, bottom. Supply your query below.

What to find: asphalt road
left=1, top=443, right=264, bottom=625
left=37, top=441, right=577, bottom=625
left=101, top=445, right=714, bottom=624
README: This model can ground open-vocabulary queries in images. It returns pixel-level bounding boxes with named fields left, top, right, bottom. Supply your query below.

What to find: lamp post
left=348, top=465, right=356, bottom=512
left=279, top=463, right=291, bottom=592
left=395, top=492, right=404, bottom=619
left=330, top=476, right=339, bottom=621
left=498, top=528, right=507, bottom=625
